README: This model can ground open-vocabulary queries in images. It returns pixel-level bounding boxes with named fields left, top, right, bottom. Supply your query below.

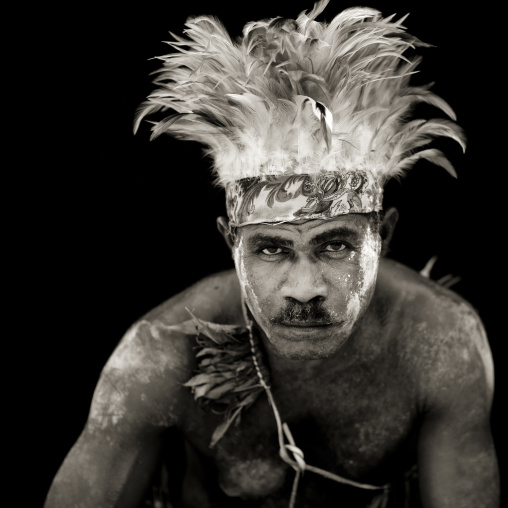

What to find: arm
left=44, top=320, right=194, bottom=508
left=417, top=307, right=499, bottom=508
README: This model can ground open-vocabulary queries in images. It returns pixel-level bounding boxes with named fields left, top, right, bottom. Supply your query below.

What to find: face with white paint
left=229, top=213, right=382, bottom=360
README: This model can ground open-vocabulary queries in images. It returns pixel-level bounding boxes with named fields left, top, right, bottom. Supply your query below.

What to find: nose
left=280, top=256, right=328, bottom=303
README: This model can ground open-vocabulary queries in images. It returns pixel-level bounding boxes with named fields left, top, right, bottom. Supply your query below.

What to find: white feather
left=135, top=0, right=465, bottom=187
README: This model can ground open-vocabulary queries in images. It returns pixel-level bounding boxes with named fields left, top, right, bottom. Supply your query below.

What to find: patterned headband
left=226, top=170, right=382, bottom=227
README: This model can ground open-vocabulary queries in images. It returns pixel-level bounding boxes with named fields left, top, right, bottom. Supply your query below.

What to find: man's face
left=233, top=214, right=381, bottom=360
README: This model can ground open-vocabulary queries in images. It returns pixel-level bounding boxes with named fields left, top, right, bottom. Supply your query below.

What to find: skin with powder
left=231, top=213, right=381, bottom=360
left=44, top=208, right=499, bottom=508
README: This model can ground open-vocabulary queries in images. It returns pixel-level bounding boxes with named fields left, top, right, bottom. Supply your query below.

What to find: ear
left=379, top=207, right=398, bottom=256
left=217, top=216, right=235, bottom=251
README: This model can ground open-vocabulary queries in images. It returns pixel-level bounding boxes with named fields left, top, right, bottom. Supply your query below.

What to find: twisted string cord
left=245, top=317, right=389, bottom=508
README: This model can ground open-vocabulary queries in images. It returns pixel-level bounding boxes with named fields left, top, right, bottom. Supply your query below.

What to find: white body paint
left=106, top=322, right=155, bottom=383
left=89, top=321, right=181, bottom=430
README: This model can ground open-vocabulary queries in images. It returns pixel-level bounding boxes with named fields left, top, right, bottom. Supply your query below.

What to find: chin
left=267, top=327, right=350, bottom=360
left=275, top=346, right=336, bottom=360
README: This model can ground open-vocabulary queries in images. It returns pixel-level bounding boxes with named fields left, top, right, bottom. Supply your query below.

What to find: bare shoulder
left=377, top=262, right=499, bottom=505
left=44, top=271, right=243, bottom=508
left=377, top=259, right=494, bottom=409
left=143, top=268, right=243, bottom=325
left=88, top=269, right=242, bottom=433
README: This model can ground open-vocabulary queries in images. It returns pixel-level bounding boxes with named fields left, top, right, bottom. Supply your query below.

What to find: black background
left=27, top=1, right=504, bottom=505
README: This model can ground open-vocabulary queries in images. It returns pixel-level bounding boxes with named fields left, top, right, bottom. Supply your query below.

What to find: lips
left=279, top=322, right=334, bottom=327
left=275, top=321, right=344, bottom=335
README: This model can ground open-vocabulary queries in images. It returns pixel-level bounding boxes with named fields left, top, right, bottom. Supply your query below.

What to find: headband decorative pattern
left=226, top=171, right=382, bottom=227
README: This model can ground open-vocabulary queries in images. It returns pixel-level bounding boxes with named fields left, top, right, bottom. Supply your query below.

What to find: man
left=45, top=1, right=499, bottom=507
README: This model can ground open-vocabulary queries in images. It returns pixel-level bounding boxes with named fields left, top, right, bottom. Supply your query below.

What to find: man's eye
left=261, top=246, right=284, bottom=255
left=323, top=242, right=347, bottom=253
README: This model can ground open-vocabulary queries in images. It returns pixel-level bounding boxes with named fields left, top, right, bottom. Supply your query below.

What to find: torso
left=178, top=355, right=419, bottom=507
left=142, top=259, right=482, bottom=507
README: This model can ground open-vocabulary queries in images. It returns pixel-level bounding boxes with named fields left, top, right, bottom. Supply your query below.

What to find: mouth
left=279, top=322, right=334, bottom=328
left=276, top=321, right=344, bottom=333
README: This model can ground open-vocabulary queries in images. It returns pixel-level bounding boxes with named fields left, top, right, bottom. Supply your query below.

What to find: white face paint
left=233, top=236, right=254, bottom=306
left=342, top=225, right=381, bottom=335
left=233, top=235, right=269, bottom=332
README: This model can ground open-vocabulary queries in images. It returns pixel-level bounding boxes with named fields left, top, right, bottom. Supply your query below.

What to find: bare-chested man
left=44, top=2, right=499, bottom=507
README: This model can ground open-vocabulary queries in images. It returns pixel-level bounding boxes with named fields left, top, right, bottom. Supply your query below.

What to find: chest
left=183, top=359, right=418, bottom=502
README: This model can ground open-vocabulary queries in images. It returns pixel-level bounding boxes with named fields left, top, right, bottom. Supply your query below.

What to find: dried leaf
left=182, top=373, right=214, bottom=387
left=187, top=311, right=246, bottom=344
left=199, top=356, right=226, bottom=367
left=206, top=380, right=238, bottom=399
left=210, top=406, right=243, bottom=447
left=164, top=320, right=198, bottom=335
left=194, top=384, right=213, bottom=398
left=237, top=389, right=262, bottom=408
left=196, top=347, right=224, bottom=358
left=233, top=377, right=260, bottom=392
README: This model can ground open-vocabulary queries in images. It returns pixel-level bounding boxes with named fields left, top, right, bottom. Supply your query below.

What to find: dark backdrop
left=31, top=1, right=504, bottom=505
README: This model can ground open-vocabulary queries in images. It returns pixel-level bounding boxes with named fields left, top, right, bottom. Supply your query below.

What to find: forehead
left=239, top=214, right=373, bottom=245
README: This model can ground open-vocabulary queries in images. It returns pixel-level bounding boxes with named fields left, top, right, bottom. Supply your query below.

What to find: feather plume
left=135, top=0, right=465, bottom=187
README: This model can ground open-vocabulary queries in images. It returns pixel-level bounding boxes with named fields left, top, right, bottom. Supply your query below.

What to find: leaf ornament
left=170, top=311, right=269, bottom=447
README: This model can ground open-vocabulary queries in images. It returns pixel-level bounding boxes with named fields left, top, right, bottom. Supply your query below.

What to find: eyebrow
left=247, top=227, right=361, bottom=249
left=309, top=227, right=360, bottom=246
left=247, top=233, right=295, bottom=249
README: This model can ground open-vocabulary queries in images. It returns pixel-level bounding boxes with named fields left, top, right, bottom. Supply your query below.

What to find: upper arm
left=416, top=305, right=499, bottom=508
left=45, top=320, right=194, bottom=508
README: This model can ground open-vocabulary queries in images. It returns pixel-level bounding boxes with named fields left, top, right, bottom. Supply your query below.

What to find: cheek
left=233, top=241, right=275, bottom=320
left=340, top=232, right=381, bottom=322
left=358, top=228, right=381, bottom=288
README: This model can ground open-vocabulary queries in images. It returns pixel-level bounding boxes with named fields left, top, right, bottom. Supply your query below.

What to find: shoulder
left=378, top=262, right=500, bottom=505
left=87, top=269, right=243, bottom=433
left=376, top=259, right=494, bottom=410
left=143, top=268, right=243, bottom=325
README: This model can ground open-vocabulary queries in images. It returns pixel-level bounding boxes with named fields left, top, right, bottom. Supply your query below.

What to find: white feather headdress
left=134, top=0, right=465, bottom=188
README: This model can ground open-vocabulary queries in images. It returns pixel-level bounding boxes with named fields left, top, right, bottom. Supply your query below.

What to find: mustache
left=271, top=300, right=334, bottom=325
